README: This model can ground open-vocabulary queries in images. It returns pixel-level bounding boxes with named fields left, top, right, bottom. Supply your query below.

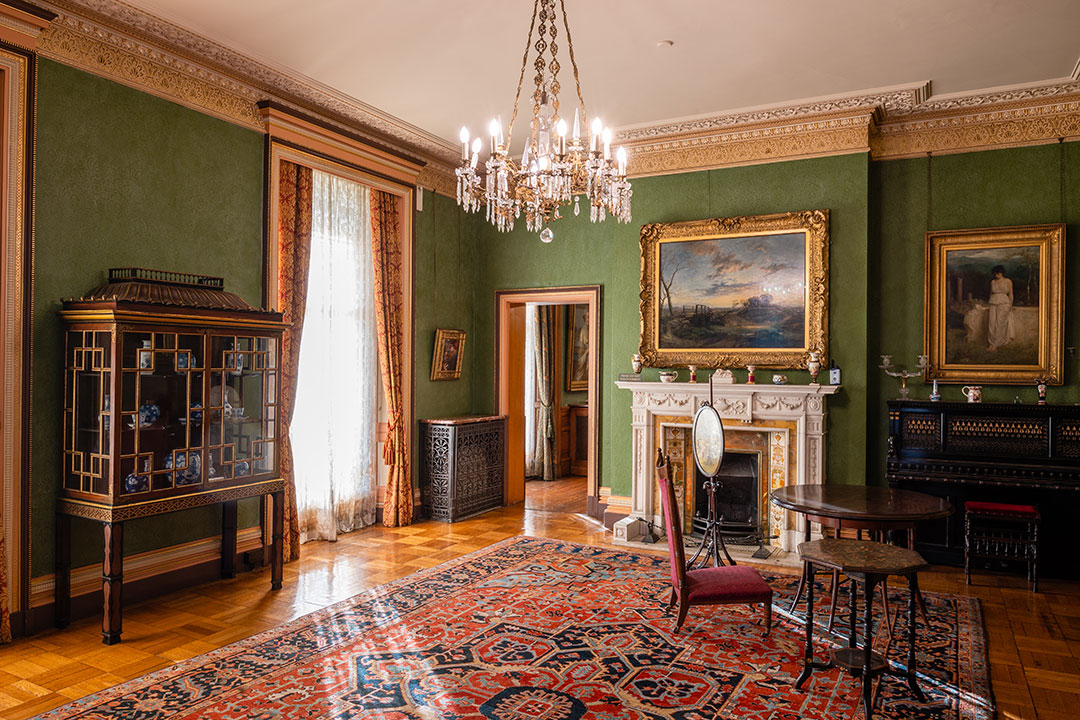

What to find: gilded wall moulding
left=626, top=110, right=876, bottom=177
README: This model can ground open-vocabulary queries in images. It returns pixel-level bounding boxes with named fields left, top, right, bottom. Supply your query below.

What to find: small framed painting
left=565, top=304, right=589, bottom=392
left=431, top=328, right=466, bottom=381
left=924, top=223, right=1065, bottom=385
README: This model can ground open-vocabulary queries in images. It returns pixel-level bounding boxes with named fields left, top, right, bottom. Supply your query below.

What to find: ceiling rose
left=455, top=0, right=632, bottom=242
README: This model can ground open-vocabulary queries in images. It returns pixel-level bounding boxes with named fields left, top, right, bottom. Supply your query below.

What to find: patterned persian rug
left=36, top=536, right=992, bottom=720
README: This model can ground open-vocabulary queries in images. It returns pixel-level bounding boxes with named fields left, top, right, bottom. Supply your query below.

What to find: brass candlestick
left=880, top=354, right=929, bottom=399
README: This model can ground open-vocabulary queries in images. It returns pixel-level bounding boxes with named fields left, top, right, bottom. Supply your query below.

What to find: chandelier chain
left=506, top=0, right=541, bottom=145
left=559, top=0, right=588, bottom=128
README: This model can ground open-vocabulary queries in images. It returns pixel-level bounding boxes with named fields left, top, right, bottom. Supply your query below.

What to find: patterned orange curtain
left=0, top=510, right=10, bottom=642
left=276, top=160, right=313, bottom=561
left=371, top=189, right=412, bottom=527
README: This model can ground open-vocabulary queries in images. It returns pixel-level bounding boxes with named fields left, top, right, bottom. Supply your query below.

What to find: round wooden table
left=771, top=484, right=953, bottom=541
left=771, top=484, right=952, bottom=627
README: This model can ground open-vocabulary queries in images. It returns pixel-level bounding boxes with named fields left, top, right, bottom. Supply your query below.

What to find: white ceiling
left=120, top=0, right=1080, bottom=147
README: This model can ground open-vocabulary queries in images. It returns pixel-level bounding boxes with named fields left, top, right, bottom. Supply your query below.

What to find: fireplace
left=691, top=451, right=762, bottom=541
left=612, top=380, right=840, bottom=551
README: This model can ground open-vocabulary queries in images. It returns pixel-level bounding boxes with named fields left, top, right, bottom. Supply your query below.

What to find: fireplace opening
left=691, top=451, right=763, bottom=543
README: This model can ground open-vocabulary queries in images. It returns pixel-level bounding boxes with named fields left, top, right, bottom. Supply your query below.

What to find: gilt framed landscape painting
left=638, top=210, right=829, bottom=369
left=924, top=223, right=1064, bottom=385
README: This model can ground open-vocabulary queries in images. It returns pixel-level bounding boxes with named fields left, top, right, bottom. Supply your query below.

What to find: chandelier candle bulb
left=591, top=117, right=602, bottom=152
left=460, top=127, right=470, bottom=162
left=602, top=128, right=612, bottom=160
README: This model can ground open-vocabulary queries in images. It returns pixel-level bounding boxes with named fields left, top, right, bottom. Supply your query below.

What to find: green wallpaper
left=28, top=56, right=1080, bottom=579
left=467, top=154, right=872, bottom=497
left=32, top=60, right=265, bottom=575
left=413, top=190, right=477, bottom=422
left=869, top=142, right=1080, bottom=480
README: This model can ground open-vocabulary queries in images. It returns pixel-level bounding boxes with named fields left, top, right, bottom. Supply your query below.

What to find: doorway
left=495, top=287, right=601, bottom=518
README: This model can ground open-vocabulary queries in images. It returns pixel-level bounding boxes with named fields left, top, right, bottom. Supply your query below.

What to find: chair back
left=655, top=448, right=687, bottom=592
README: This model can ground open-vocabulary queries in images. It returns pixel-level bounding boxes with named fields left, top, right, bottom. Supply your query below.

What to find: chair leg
left=763, top=598, right=772, bottom=637
left=964, top=513, right=972, bottom=586
left=668, top=588, right=677, bottom=611
left=1031, top=519, right=1039, bottom=593
left=674, top=598, right=690, bottom=633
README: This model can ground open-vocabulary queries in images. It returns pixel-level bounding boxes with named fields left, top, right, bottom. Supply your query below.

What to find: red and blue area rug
left=36, top=536, right=992, bottom=719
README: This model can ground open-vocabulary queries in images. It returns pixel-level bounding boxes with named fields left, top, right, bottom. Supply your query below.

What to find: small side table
left=795, top=539, right=930, bottom=719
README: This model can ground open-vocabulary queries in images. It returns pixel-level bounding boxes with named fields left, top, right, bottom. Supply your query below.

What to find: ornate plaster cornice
left=25, top=0, right=1080, bottom=190
left=621, top=77, right=1080, bottom=175
left=35, top=0, right=459, bottom=191
left=625, top=108, right=878, bottom=177
left=872, top=91, right=1080, bottom=159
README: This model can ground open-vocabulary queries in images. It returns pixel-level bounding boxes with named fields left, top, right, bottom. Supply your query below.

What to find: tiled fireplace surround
left=614, top=380, right=841, bottom=552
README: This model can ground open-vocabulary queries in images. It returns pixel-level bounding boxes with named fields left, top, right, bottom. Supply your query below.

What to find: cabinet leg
left=221, top=500, right=238, bottom=579
left=102, top=522, right=124, bottom=645
left=55, top=515, right=71, bottom=629
left=271, top=491, right=284, bottom=590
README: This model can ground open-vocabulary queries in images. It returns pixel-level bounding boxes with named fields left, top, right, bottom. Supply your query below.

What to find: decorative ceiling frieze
left=27, top=0, right=1080, bottom=194
left=625, top=109, right=878, bottom=177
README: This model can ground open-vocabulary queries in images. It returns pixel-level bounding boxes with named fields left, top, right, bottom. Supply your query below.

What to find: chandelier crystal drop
left=455, top=0, right=632, bottom=239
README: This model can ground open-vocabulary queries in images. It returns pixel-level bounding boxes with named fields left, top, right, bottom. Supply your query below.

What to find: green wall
left=413, top=190, right=477, bottom=422
left=32, top=60, right=265, bottom=575
left=29, top=56, right=1080, bottom=578
left=869, top=142, right=1080, bottom=480
left=466, top=154, right=872, bottom=497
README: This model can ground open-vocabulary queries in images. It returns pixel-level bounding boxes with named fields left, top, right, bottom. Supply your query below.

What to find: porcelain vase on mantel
left=807, top=351, right=822, bottom=384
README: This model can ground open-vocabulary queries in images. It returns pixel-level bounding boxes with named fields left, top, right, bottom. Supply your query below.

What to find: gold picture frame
left=638, top=210, right=829, bottom=369
left=430, top=328, right=466, bottom=381
left=924, top=223, right=1065, bottom=385
left=565, top=304, right=588, bottom=392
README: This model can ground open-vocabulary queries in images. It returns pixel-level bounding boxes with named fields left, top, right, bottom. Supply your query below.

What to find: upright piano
left=886, top=400, right=1080, bottom=574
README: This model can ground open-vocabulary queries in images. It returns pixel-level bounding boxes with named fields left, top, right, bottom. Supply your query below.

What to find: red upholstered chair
left=656, top=449, right=772, bottom=635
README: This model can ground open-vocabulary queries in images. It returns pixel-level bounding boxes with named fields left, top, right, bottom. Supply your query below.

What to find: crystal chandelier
left=455, top=0, right=632, bottom=242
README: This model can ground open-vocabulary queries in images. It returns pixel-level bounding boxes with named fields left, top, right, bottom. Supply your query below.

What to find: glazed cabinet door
left=206, top=333, right=279, bottom=484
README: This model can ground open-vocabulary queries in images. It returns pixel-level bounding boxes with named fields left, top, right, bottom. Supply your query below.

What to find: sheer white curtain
left=291, top=170, right=378, bottom=542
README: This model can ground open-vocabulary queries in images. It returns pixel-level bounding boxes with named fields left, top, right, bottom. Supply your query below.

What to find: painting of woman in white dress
left=946, top=247, right=1039, bottom=366
left=986, top=265, right=1014, bottom=351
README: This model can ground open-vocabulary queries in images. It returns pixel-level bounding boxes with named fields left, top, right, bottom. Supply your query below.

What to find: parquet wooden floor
left=0, top=502, right=1075, bottom=719
left=525, top=474, right=587, bottom=514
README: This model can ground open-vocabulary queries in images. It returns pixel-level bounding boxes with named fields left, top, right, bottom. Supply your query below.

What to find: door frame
left=494, top=286, right=601, bottom=517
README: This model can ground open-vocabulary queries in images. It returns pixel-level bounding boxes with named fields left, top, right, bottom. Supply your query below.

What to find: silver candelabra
left=879, top=354, right=929, bottom=399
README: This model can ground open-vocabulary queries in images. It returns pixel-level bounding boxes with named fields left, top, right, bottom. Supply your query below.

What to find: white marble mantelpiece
left=613, top=380, right=841, bottom=552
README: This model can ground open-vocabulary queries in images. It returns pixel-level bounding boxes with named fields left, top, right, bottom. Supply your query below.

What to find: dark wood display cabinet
left=56, top=268, right=288, bottom=644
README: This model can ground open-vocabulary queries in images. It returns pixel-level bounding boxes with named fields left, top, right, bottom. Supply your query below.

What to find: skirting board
left=29, top=525, right=264, bottom=609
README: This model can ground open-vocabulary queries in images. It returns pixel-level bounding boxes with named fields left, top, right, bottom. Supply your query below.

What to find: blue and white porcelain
left=235, top=460, right=251, bottom=476
left=166, top=451, right=202, bottom=485
left=190, top=402, right=203, bottom=421
left=138, top=402, right=160, bottom=426
left=177, top=352, right=189, bottom=370
left=124, top=472, right=149, bottom=493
